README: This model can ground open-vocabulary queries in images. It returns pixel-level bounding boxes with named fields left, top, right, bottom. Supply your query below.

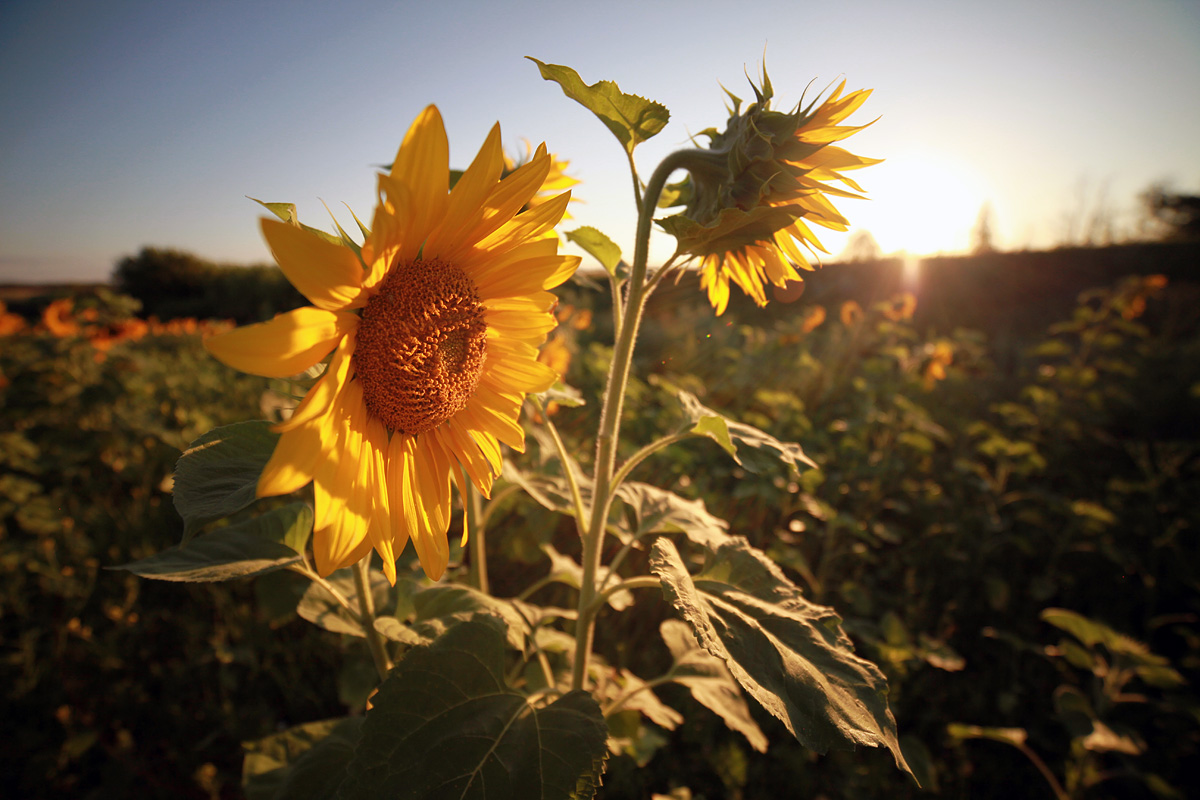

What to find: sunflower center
left=353, top=259, right=488, bottom=435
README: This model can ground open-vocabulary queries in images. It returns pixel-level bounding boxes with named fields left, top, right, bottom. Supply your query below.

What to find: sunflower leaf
left=660, top=619, right=768, bottom=752
left=173, top=421, right=280, bottom=542
left=565, top=226, right=624, bottom=278
left=528, top=58, right=669, bottom=154
left=336, top=615, right=608, bottom=800
left=650, top=537, right=913, bottom=778
left=242, top=717, right=363, bottom=800
left=613, top=481, right=732, bottom=549
left=409, top=583, right=574, bottom=651
left=111, top=504, right=308, bottom=582
left=297, top=566, right=392, bottom=637
left=677, top=389, right=817, bottom=474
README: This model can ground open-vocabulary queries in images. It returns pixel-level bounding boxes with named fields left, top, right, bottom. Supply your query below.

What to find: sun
left=830, top=151, right=990, bottom=258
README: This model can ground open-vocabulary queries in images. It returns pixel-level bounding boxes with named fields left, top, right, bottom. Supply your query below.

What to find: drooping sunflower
left=205, top=106, right=580, bottom=583
left=663, top=72, right=880, bottom=315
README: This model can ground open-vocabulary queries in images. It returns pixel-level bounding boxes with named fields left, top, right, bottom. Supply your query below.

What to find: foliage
left=112, top=247, right=306, bottom=324
left=5, top=59, right=1197, bottom=800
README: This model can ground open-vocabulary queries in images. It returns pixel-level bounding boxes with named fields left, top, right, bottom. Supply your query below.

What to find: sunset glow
left=844, top=152, right=991, bottom=257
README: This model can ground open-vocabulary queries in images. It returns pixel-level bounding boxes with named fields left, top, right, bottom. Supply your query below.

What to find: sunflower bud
left=659, top=67, right=880, bottom=314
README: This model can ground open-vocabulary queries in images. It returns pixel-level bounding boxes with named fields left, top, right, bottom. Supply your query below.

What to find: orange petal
left=273, top=334, right=355, bottom=433
left=261, top=219, right=366, bottom=311
left=257, top=423, right=322, bottom=497
left=389, top=105, right=449, bottom=261
left=204, top=307, right=357, bottom=378
left=424, top=122, right=505, bottom=259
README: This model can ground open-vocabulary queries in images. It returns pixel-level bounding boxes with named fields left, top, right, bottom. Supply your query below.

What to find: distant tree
left=1140, top=184, right=1200, bottom=241
left=112, top=247, right=304, bottom=322
left=840, top=229, right=882, bottom=262
left=112, top=248, right=217, bottom=319
left=971, top=202, right=996, bottom=253
left=1057, top=178, right=1119, bottom=247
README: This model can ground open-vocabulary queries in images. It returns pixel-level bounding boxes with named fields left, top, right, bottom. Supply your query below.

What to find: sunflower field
left=3, top=261, right=1196, bottom=799
left=3, top=58, right=1198, bottom=800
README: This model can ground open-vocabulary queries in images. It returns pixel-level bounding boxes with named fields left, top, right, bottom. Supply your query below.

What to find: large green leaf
left=173, top=421, right=280, bottom=541
left=337, top=615, right=608, bottom=800
left=660, top=619, right=767, bottom=752
left=614, top=482, right=731, bottom=549
left=243, top=717, right=363, bottom=800
left=112, top=504, right=309, bottom=582
left=528, top=58, right=668, bottom=154
left=649, top=537, right=911, bottom=777
left=677, top=389, right=817, bottom=474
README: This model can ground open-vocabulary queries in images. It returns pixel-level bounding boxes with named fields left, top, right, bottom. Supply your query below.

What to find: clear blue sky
left=2, top=0, right=1197, bottom=283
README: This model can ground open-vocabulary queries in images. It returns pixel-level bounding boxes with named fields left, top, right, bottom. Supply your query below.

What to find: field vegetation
left=2, top=241, right=1197, bottom=798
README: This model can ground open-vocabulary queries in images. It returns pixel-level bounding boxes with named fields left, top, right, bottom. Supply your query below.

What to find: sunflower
left=504, top=139, right=580, bottom=220
left=664, top=72, right=879, bottom=315
left=205, top=106, right=580, bottom=583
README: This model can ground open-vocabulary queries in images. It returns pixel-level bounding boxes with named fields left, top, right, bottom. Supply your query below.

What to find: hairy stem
left=571, top=149, right=699, bottom=692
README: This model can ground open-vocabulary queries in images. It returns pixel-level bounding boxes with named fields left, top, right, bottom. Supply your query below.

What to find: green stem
left=465, top=470, right=488, bottom=595
left=608, top=431, right=689, bottom=499
left=587, top=575, right=661, bottom=617
left=293, top=561, right=361, bottom=623
left=602, top=673, right=673, bottom=717
left=532, top=397, right=590, bottom=535
left=353, top=555, right=392, bottom=681
left=571, top=149, right=699, bottom=692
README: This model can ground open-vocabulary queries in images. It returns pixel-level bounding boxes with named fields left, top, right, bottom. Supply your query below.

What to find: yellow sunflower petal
left=461, top=384, right=525, bottom=452
left=433, top=423, right=494, bottom=499
left=257, top=423, right=322, bottom=497
left=364, top=417, right=397, bottom=585
left=390, top=105, right=450, bottom=261
left=476, top=191, right=571, bottom=252
left=272, top=334, right=355, bottom=434
left=204, top=307, right=357, bottom=378
left=484, top=299, right=557, bottom=343
left=261, top=219, right=366, bottom=311
left=387, top=433, right=451, bottom=581
left=424, top=122, right=505, bottom=259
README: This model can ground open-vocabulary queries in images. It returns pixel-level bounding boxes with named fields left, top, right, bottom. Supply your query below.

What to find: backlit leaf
left=660, top=619, right=767, bottom=752
left=297, top=566, right=392, bottom=637
left=528, top=58, right=669, bottom=154
left=614, top=481, right=732, bottom=549
left=678, top=389, right=817, bottom=473
left=565, top=227, right=624, bottom=278
left=650, top=537, right=911, bottom=776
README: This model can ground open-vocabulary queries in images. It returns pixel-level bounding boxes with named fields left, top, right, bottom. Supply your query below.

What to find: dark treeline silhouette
left=1143, top=186, right=1200, bottom=242
left=112, top=247, right=306, bottom=324
left=639, top=240, right=1200, bottom=340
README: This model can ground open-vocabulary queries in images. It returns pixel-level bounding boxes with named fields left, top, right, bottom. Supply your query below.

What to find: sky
left=1, top=0, right=1198, bottom=284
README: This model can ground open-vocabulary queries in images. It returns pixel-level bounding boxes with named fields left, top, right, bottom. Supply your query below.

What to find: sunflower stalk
left=571, top=148, right=699, bottom=692
left=464, top=470, right=488, bottom=595
left=353, top=554, right=392, bottom=681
